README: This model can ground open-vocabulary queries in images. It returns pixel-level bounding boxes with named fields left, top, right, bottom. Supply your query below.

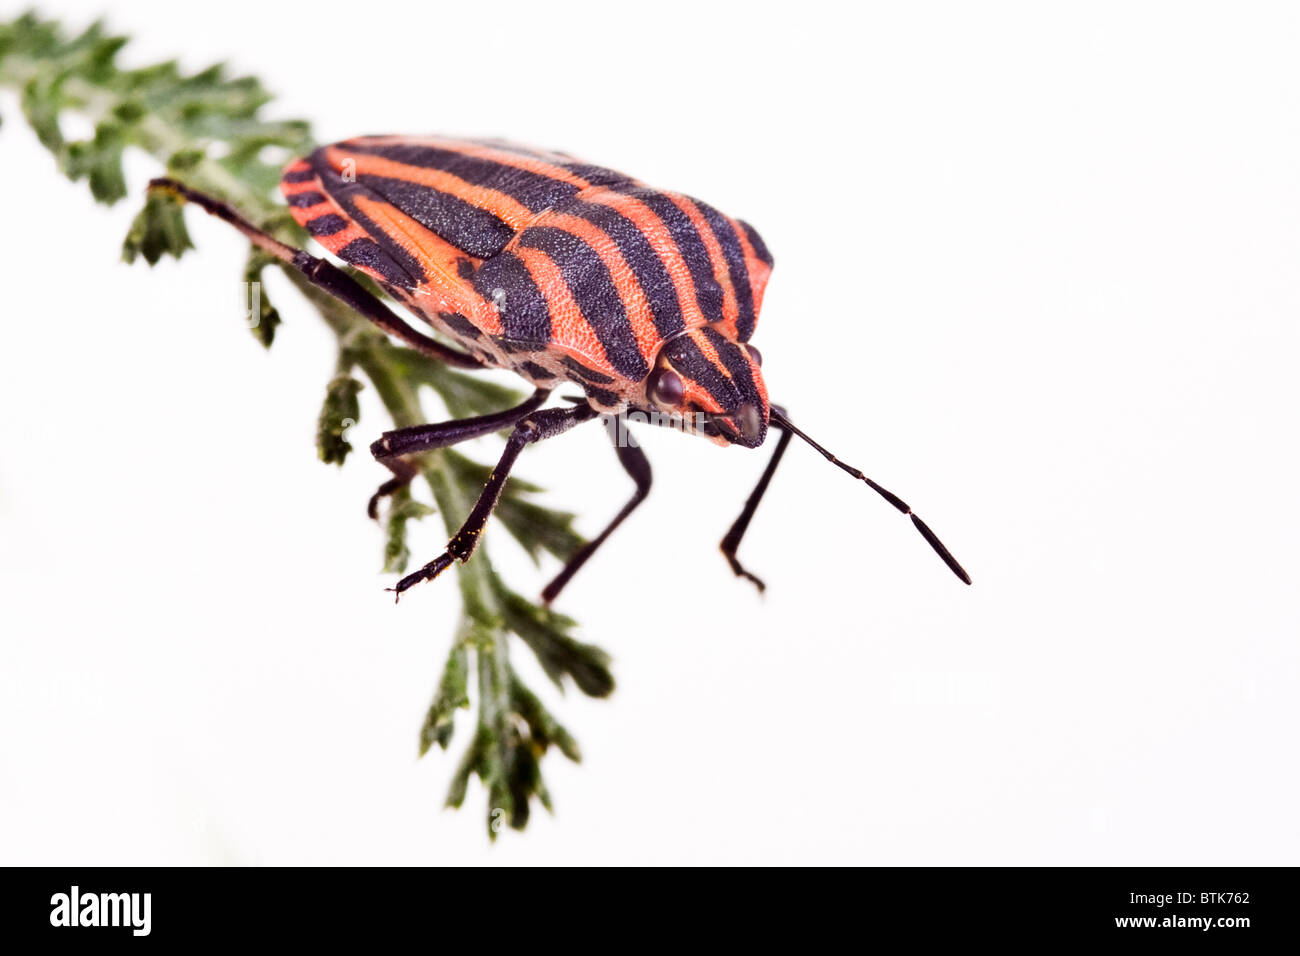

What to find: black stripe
left=305, top=214, right=347, bottom=236
left=518, top=360, right=558, bottom=380
left=353, top=173, right=515, bottom=258
left=333, top=195, right=423, bottom=288
left=473, top=253, right=552, bottom=345
left=437, top=311, right=483, bottom=340
left=583, top=385, right=621, bottom=407
left=565, top=199, right=685, bottom=339
left=516, top=227, right=648, bottom=380
left=282, top=167, right=316, bottom=184
left=345, top=140, right=583, bottom=214
left=286, top=190, right=326, bottom=208
left=560, top=163, right=634, bottom=187
left=458, top=139, right=633, bottom=188
left=699, top=327, right=766, bottom=444
left=337, top=238, right=414, bottom=289
left=560, top=355, right=616, bottom=385
left=702, top=326, right=760, bottom=401
left=308, top=152, right=425, bottom=288
left=739, top=219, right=773, bottom=267
left=663, top=333, right=734, bottom=412
left=694, top=200, right=757, bottom=341
left=609, top=185, right=724, bottom=322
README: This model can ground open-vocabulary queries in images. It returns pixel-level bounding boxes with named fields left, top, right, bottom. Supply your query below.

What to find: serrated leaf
left=506, top=744, right=542, bottom=830
left=420, top=642, right=470, bottom=755
left=62, top=120, right=127, bottom=203
left=495, top=582, right=614, bottom=698
left=383, top=492, right=434, bottom=574
left=444, top=730, right=481, bottom=809
left=316, top=373, right=363, bottom=465
left=20, top=75, right=65, bottom=152
left=511, top=675, right=582, bottom=763
left=82, top=34, right=127, bottom=84
left=242, top=248, right=282, bottom=347
left=0, top=11, right=614, bottom=838
left=121, top=190, right=193, bottom=265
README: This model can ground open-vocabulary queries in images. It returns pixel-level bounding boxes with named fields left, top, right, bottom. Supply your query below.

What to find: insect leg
left=541, top=417, right=653, bottom=605
left=720, top=421, right=794, bottom=593
left=366, top=388, right=550, bottom=518
left=147, top=178, right=485, bottom=370
left=391, top=403, right=599, bottom=598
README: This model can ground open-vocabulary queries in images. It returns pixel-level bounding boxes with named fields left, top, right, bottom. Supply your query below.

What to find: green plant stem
left=0, top=14, right=612, bottom=837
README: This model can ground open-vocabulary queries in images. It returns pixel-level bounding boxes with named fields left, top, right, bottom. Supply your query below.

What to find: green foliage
left=382, top=491, right=434, bottom=574
left=121, top=189, right=193, bottom=264
left=0, top=11, right=612, bottom=837
left=443, top=666, right=583, bottom=836
left=2, top=16, right=312, bottom=205
left=242, top=248, right=283, bottom=347
left=316, top=373, right=363, bottom=465
left=421, top=639, right=470, bottom=755
left=494, top=581, right=614, bottom=698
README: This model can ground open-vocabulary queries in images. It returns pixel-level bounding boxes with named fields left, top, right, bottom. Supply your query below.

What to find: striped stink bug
left=150, top=136, right=969, bottom=600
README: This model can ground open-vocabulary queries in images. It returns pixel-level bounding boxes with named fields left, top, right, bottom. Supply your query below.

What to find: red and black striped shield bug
left=149, top=136, right=970, bottom=601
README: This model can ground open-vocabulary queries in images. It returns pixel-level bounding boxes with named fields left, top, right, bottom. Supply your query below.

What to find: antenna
left=769, top=408, right=971, bottom=585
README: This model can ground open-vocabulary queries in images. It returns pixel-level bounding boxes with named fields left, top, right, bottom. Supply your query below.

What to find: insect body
left=281, top=137, right=772, bottom=446
left=150, top=135, right=969, bottom=601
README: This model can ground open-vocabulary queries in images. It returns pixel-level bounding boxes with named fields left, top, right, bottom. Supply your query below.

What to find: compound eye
left=647, top=367, right=685, bottom=407
left=745, top=344, right=763, bottom=367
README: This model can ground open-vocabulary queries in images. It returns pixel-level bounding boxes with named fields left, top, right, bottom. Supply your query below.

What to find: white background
left=1, top=0, right=1297, bottom=865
